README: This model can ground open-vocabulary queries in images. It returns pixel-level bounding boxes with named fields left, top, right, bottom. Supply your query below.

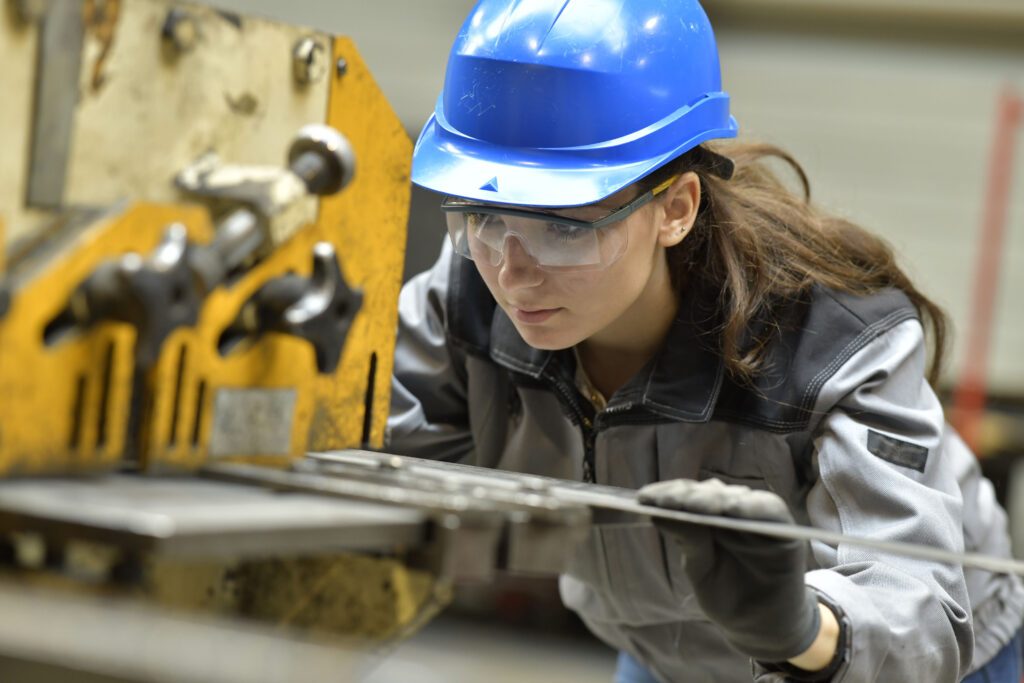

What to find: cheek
left=473, top=258, right=641, bottom=322
left=468, top=235, right=496, bottom=265
left=575, top=252, right=659, bottom=321
left=576, top=276, right=632, bottom=316
left=550, top=271, right=600, bottom=297
left=554, top=270, right=636, bottom=330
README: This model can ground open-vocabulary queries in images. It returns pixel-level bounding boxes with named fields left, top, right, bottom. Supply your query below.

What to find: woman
left=387, top=0, right=1024, bottom=680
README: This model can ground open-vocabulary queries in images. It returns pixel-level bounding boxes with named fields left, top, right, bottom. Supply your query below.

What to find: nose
left=497, top=234, right=543, bottom=291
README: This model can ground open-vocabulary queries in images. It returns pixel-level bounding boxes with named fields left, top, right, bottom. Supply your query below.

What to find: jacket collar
left=627, top=285, right=725, bottom=421
left=480, top=276, right=725, bottom=423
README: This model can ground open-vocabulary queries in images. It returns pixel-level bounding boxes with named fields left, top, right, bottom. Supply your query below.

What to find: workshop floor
left=361, top=615, right=618, bottom=683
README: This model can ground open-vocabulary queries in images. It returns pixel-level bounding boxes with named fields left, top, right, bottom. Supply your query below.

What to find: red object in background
left=951, top=88, right=1023, bottom=455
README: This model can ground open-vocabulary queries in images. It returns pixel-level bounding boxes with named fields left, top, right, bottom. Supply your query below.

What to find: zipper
left=541, top=368, right=645, bottom=483
left=542, top=369, right=598, bottom=483
left=594, top=402, right=634, bottom=431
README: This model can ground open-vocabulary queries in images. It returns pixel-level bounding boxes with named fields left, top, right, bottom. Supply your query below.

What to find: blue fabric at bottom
left=962, top=629, right=1023, bottom=683
left=615, top=651, right=660, bottom=683
left=615, top=629, right=1023, bottom=683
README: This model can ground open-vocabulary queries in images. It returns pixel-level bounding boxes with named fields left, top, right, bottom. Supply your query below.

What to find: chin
left=513, top=324, right=581, bottom=351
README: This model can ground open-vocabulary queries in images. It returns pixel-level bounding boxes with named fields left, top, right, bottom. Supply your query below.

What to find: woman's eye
left=547, top=223, right=587, bottom=242
left=469, top=214, right=505, bottom=232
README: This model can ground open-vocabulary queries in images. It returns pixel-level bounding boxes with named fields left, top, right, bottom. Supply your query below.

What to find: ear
left=657, top=172, right=701, bottom=248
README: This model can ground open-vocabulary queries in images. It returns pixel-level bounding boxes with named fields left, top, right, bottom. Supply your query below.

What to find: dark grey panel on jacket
left=712, top=285, right=919, bottom=432
left=445, top=254, right=920, bottom=433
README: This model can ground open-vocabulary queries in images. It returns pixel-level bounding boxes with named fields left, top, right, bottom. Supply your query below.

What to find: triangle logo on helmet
left=480, top=177, right=500, bottom=192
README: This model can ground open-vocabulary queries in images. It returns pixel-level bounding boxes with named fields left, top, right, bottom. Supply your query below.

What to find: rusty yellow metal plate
left=141, top=38, right=411, bottom=470
left=0, top=204, right=212, bottom=474
left=0, top=3, right=411, bottom=472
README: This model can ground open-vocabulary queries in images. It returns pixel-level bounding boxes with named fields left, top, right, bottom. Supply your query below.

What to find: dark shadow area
left=403, top=182, right=448, bottom=283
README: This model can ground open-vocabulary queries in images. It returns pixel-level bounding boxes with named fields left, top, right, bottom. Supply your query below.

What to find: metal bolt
left=378, top=455, right=404, bottom=470
left=288, top=124, right=357, bottom=195
left=161, top=8, right=198, bottom=54
left=293, top=37, right=327, bottom=85
left=335, top=57, right=348, bottom=78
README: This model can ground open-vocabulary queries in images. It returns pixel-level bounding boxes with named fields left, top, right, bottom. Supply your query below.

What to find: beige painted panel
left=63, top=0, right=331, bottom=213
left=206, top=0, right=473, bottom=131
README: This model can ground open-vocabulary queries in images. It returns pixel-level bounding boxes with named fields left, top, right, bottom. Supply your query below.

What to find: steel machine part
left=4, top=3, right=1021, bottom=682
left=212, top=451, right=1024, bottom=578
left=218, top=242, right=363, bottom=374
left=0, top=459, right=594, bottom=679
left=0, top=0, right=410, bottom=475
left=0, top=5, right=603, bottom=681
left=0, top=1, right=435, bottom=678
left=0, top=582, right=375, bottom=683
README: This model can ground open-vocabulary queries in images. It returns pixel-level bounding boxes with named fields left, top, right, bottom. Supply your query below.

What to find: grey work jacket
left=387, top=243, right=1024, bottom=682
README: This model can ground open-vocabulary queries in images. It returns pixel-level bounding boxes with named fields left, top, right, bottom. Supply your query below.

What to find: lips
left=510, top=306, right=561, bottom=324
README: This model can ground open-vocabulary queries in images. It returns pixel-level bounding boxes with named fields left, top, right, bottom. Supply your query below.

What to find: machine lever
left=46, top=223, right=201, bottom=366
left=219, top=243, right=362, bottom=374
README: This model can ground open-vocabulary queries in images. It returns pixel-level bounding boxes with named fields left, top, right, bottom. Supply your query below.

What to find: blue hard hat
left=411, top=0, right=737, bottom=208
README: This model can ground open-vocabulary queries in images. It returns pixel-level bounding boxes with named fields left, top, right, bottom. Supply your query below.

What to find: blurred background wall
left=210, top=0, right=1024, bottom=397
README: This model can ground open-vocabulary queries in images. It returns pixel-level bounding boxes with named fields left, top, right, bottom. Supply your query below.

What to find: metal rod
left=553, top=487, right=1024, bottom=577
left=27, top=0, right=84, bottom=209
left=246, top=452, right=1024, bottom=577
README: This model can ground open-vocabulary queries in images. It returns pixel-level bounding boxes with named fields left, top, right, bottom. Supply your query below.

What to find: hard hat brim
left=411, top=93, right=738, bottom=208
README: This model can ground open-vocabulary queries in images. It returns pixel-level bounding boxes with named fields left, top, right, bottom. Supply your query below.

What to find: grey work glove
left=638, top=478, right=821, bottom=663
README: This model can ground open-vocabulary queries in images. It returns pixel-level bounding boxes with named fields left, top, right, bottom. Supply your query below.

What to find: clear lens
left=445, top=211, right=628, bottom=272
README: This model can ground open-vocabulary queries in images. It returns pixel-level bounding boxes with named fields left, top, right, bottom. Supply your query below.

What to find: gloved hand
left=638, top=478, right=821, bottom=663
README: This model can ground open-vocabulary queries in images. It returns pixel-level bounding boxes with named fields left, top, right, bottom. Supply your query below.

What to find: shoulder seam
left=799, top=309, right=918, bottom=413
left=712, top=311, right=919, bottom=433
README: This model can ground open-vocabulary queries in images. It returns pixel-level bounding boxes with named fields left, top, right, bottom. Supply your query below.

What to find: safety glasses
left=441, top=175, right=679, bottom=272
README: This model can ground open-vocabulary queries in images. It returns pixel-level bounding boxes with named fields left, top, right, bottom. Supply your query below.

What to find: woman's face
left=471, top=174, right=699, bottom=351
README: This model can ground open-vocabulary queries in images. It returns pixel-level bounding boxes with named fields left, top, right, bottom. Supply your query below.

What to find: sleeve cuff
left=756, top=600, right=849, bottom=682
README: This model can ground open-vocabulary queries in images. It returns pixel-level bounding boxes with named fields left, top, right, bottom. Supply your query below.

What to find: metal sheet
left=297, top=450, right=1024, bottom=577
left=201, top=458, right=592, bottom=578
left=204, top=459, right=590, bottom=525
left=0, top=583, right=370, bottom=683
left=0, top=474, right=426, bottom=558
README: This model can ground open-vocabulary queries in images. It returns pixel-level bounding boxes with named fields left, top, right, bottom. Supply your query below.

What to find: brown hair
left=645, top=142, right=948, bottom=385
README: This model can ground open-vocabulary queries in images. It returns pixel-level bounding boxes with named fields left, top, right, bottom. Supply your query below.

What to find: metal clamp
left=218, top=243, right=362, bottom=374
left=176, top=124, right=356, bottom=250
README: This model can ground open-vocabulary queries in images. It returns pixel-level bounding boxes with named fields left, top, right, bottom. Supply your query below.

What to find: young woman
left=387, top=1, right=1024, bottom=680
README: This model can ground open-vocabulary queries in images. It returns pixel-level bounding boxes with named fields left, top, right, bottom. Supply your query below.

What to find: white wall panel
left=718, top=30, right=1024, bottom=392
